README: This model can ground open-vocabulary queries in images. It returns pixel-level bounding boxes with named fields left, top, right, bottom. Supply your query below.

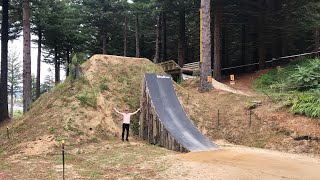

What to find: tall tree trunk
left=222, top=26, right=229, bottom=68
left=23, top=0, right=32, bottom=113
left=178, top=10, right=186, bottom=67
left=0, top=0, right=9, bottom=121
left=270, top=0, right=281, bottom=65
left=36, top=28, right=42, bottom=99
left=315, top=28, right=320, bottom=56
left=241, top=24, right=246, bottom=66
left=213, top=1, right=222, bottom=81
left=258, top=12, right=266, bottom=70
left=66, top=48, right=70, bottom=77
left=124, top=15, right=128, bottom=56
left=154, top=14, right=161, bottom=63
left=102, top=34, right=107, bottom=54
left=135, top=14, right=140, bottom=58
left=54, top=44, right=60, bottom=85
left=102, top=26, right=107, bottom=55
left=10, top=85, right=13, bottom=118
left=200, top=0, right=212, bottom=91
left=9, top=59, right=14, bottom=117
left=161, top=12, right=167, bottom=61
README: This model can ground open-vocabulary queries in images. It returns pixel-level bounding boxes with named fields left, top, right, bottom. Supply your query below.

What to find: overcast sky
left=1, top=35, right=65, bottom=84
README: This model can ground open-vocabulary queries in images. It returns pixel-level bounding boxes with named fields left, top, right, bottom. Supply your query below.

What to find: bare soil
left=178, top=74, right=320, bottom=154
left=162, top=140, right=320, bottom=180
left=1, top=139, right=320, bottom=180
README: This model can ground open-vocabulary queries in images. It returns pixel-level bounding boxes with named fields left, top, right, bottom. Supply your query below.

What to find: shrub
left=76, top=91, right=97, bottom=108
left=245, top=102, right=257, bottom=110
left=99, top=78, right=109, bottom=91
left=288, top=59, right=320, bottom=91
left=291, top=92, right=320, bottom=118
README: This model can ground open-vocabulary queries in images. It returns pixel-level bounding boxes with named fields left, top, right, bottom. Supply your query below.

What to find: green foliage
left=76, top=91, right=97, bottom=109
left=287, top=59, right=320, bottom=91
left=49, top=127, right=56, bottom=134
left=79, top=170, right=103, bottom=179
left=291, top=92, right=320, bottom=117
left=117, top=75, right=126, bottom=84
left=255, top=59, right=320, bottom=118
left=87, top=137, right=99, bottom=143
left=13, top=110, right=23, bottom=118
left=99, top=78, right=109, bottom=92
left=245, top=102, right=257, bottom=110
left=65, top=118, right=84, bottom=135
left=8, top=51, right=22, bottom=97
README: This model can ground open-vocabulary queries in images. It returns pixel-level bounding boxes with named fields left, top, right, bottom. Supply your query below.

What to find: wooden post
left=6, top=127, right=9, bottom=139
left=217, top=110, right=220, bottom=127
left=249, top=111, right=252, bottom=127
left=139, top=80, right=145, bottom=138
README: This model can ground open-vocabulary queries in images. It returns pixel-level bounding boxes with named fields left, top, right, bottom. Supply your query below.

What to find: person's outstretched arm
left=130, top=108, right=141, bottom=115
left=113, top=108, right=122, bottom=115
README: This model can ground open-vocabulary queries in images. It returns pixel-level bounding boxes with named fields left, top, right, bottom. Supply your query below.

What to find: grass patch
left=245, top=102, right=257, bottom=110
left=79, top=170, right=103, bottom=179
left=65, top=118, right=84, bottom=136
left=76, top=91, right=97, bottom=108
left=0, top=161, right=10, bottom=170
left=46, top=169, right=54, bottom=179
left=99, top=78, right=109, bottom=92
left=87, top=137, right=99, bottom=143
left=13, top=110, right=23, bottom=118
left=49, top=127, right=56, bottom=134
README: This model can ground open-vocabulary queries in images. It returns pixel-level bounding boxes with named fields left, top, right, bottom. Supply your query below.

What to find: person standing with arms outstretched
left=114, top=108, right=140, bottom=142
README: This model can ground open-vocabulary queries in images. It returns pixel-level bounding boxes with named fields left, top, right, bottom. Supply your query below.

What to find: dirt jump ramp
left=140, top=74, right=219, bottom=152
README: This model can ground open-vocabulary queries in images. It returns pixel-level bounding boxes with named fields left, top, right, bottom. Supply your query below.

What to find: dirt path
left=220, top=70, right=268, bottom=96
left=161, top=141, right=320, bottom=180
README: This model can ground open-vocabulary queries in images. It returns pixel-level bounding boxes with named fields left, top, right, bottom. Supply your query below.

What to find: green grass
left=79, top=170, right=103, bottom=179
left=254, top=60, right=311, bottom=93
left=0, top=161, right=10, bottom=170
left=46, top=169, right=54, bottom=179
left=13, top=110, right=23, bottom=118
left=76, top=90, right=97, bottom=108
left=99, top=78, right=109, bottom=92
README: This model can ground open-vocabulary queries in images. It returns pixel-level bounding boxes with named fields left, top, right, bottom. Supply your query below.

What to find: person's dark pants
left=122, top=123, right=130, bottom=141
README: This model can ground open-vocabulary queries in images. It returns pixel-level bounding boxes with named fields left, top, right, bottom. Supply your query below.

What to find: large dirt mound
left=0, top=55, right=164, bottom=156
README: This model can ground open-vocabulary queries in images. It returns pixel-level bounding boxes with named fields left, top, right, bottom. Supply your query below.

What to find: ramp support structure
left=140, top=80, right=188, bottom=152
left=139, top=74, right=219, bottom=152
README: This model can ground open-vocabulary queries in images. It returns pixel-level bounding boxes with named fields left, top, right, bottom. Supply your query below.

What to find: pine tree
left=0, top=0, right=10, bottom=121
left=8, top=51, right=22, bottom=117
left=23, top=0, right=32, bottom=113
left=199, top=0, right=211, bottom=91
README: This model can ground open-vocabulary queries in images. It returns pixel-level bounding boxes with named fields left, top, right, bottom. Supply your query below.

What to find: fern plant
left=288, top=59, right=320, bottom=91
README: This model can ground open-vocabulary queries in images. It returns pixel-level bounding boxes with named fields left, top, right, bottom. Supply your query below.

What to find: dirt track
left=160, top=141, right=320, bottom=180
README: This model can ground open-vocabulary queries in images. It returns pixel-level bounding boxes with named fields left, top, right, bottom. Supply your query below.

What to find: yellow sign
left=230, top=75, right=235, bottom=85
left=61, top=140, right=65, bottom=144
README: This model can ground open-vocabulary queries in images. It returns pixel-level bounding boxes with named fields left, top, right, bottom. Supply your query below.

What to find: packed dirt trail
left=160, top=141, right=320, bottom=180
